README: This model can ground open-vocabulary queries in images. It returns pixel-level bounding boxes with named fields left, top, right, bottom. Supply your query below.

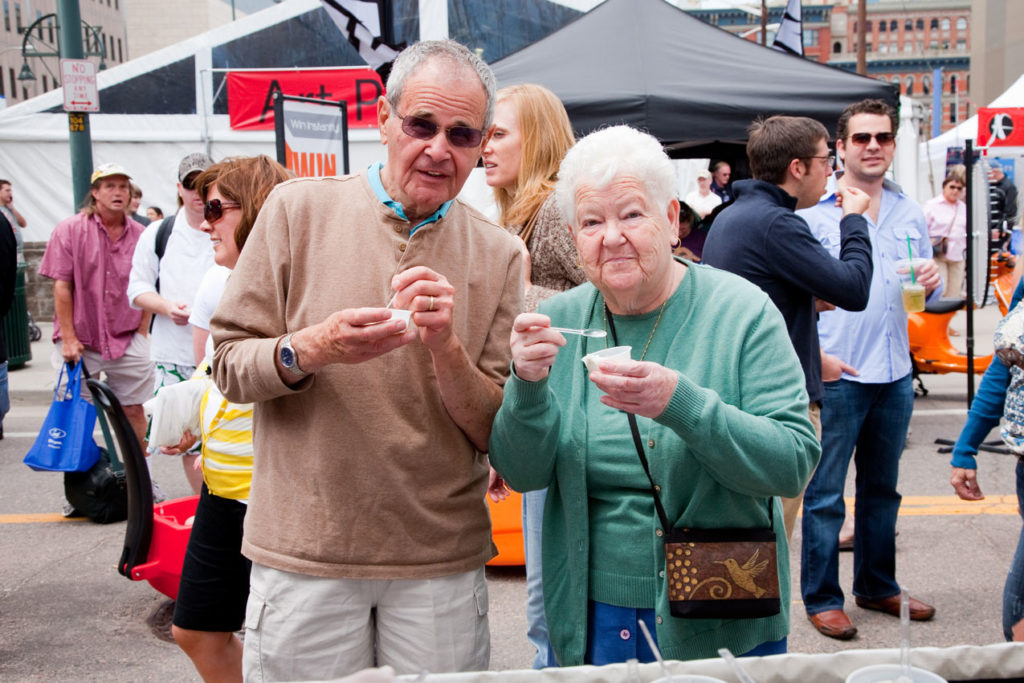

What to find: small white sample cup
left=582, top=345, right=632, bottom=373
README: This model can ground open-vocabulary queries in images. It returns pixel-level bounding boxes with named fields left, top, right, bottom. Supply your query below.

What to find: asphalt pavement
left=1, top=310, right=1022, bottom=681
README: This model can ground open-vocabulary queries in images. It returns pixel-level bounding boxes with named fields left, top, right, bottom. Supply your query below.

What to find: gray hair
left=386, top=40, right=496, bottom=129
left=555, top=126, right=677, bottom=227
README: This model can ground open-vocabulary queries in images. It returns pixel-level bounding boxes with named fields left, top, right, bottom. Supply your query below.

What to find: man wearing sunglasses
left=210, top=40, right=524, bottom=680
left=798, top=99, right=942, bottom=640
left=127, top=152, right=217, bottom=494
left=704, top=114, right=873, bottom=543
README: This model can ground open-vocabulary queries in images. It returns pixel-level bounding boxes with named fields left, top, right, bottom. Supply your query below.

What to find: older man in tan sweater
left=211, top=40, right=524, bottom=680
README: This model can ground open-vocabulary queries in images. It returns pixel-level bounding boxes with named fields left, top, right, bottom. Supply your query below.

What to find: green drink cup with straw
left=901, top=236, right=926, bottom=313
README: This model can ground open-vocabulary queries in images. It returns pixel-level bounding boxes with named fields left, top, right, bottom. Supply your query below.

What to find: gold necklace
left=603, top=297, right=669, bottom=361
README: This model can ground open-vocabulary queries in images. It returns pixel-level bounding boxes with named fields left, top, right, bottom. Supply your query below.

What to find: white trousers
left=243, top=563, right=490, bottom=682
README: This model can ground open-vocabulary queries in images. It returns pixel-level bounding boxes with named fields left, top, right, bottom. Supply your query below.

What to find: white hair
left=386, top=39, right=496, bottom=128
left=555, top=126, right=677, bottom=227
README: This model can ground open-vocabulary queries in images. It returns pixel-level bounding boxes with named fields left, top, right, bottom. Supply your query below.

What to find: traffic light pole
left=56, top=0, right=93, bottom=211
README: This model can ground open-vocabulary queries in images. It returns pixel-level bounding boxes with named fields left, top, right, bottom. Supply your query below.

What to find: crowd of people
left=13, top=36, right=1024, bottom=683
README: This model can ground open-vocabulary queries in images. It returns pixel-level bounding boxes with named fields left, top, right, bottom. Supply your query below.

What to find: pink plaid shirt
left=39, top=212, right=146, bottom=360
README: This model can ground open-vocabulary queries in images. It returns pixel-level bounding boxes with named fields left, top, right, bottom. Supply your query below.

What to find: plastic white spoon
left=550, top=326, right=607, bottom=338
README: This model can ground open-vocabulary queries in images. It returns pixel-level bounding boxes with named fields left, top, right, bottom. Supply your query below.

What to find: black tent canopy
left=491, top=0, right=899, bottom=158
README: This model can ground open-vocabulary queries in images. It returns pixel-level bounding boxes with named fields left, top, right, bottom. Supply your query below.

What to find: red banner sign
left=977, top=107, right=1024, bottom=148
left=227, top=68, right=384, bottom=131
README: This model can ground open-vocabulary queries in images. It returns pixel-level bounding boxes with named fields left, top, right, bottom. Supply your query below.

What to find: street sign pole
left=56, top=0, right=94, bottom=212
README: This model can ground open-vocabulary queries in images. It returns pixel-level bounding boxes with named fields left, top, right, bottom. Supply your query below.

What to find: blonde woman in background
left=483, top=83, right=584, bottom=668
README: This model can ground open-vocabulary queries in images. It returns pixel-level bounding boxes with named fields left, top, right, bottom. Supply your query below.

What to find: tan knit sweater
left=211, top=172, right=524, bottom=579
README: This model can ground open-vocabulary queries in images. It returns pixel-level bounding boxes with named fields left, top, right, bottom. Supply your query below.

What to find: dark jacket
left=0, top=212, right=17, bottom=364
left=702, top=179, right=873, bottom=404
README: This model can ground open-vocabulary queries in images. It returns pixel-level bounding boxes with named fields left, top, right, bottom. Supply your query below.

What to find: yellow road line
left=0, top=513, right=90, bottom=524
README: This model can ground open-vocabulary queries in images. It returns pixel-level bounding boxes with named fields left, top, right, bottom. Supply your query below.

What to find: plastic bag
left=144, top=377, right=210, bottom=451
left=23, top=361, right=102, bottom=472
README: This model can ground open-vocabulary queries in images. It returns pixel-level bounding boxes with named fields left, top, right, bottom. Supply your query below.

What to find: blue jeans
left=1004, top=459, right=1024, bottom=640
left=523, top=488, right=550, bottom=668
left=583, top=602, right=786, bottom=664
left=801, top=376, right=912, bottom=614
left=0, top=360, right=8, bottom=427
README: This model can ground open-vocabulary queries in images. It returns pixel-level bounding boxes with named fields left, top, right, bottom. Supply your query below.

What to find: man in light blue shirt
left=798, top=99, right=942, bottom=640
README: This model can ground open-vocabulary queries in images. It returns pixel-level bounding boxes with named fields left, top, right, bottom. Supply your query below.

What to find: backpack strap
left=149, top=213, right=176, bottom=332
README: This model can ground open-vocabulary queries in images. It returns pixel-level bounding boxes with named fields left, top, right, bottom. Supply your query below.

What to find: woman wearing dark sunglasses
left=923, top=165, right=968, bottom=298
left=162, top=155, right=291, bottom=682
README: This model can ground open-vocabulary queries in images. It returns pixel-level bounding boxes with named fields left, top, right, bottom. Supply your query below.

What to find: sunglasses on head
left=848, top=132, right=896, bottom=146
left=204, top=198, right=240, bottom=223
left=394, top=109, right=486, bottom=148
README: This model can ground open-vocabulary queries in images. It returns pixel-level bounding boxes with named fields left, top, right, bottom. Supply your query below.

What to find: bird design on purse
left=715, top=549, right=770, bottom=598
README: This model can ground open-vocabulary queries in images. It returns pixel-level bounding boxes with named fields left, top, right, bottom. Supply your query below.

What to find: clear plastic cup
left=894, top=258, right=929, bottom=313
left=582, top=345, right=632, bottom=373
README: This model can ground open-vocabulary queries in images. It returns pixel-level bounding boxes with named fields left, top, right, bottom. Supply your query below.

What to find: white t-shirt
left=127, top=208, right=217, bottom=366
left=685, top=189, right=722, bottom=218
left=189, top=265, right=231, bottom=361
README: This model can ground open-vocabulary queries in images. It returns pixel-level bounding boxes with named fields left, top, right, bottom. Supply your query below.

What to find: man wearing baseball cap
left=128, top=152, right=217, bottom=493
left=685, top=168, right=723, bottom=219
left=38, top=163, right=154, bottom=448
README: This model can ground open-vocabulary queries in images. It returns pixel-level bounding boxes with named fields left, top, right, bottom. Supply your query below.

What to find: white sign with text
left=61, top=59, right=99, bottom=113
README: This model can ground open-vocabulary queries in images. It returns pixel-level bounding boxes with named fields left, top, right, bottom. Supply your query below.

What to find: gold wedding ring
left=429, top=296, right=435, bottom=312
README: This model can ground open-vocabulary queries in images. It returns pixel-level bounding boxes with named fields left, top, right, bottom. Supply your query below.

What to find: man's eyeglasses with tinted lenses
left=394, top=110, right=486, bottom=148
left=204, top=198, right=240, bottom=223
left=848, top=132, right=896, bottom=146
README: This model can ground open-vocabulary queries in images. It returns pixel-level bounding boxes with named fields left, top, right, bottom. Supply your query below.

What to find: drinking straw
left=906, top=235, right=916, bottom=284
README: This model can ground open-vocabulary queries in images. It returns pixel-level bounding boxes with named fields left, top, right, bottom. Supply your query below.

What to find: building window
left=833, top=41, right=841, bottom=54
left=905, top=19, right=913, bottom=32
left=950, top=74, right=957, bottom=94
left=8, top=67, right=15, bottom=99
left=890, top=20, right=898, bottom=32
left=0, top=68, right=4, bottom=97
left=930, top=39, right=938, bottom=49
left=956, top=17, right=967, bottom=31
left=2, top=1, right=9, bottom=32
left=904, top=43, right=912, bottom=54
left=942, top=40, right=950, bottom=50
left=879, top=43, right=888, bottom=54
left=930, top=18, right=939, bottom=30
left=905, top=75, right=914, bottom=94
left=957, top=39, right=966, bottom=51
left=922, top=75, right=931, bottom=95
left=879, top=21, right=887, bottom=33
left=41, top=74, right=46, bottom=90
left=865, top=20, right=872, bottom=33
left=917, top=19, right=924, bottom=31
left=13, top=3, right=20, bottom=32
left=941, top=18, right=950, bottom=31
left=117, top=37, right=122, bottom=62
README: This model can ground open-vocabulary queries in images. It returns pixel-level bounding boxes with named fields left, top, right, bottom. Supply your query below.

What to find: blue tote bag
left=24, top=360, right=102, bottom=472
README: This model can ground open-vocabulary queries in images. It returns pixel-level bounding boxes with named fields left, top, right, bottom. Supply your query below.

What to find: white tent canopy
left=918, top=73, right=1024, bottom=198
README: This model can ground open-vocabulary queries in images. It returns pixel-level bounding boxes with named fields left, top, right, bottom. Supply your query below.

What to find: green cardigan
left=489, top=262, right=820, bottom=664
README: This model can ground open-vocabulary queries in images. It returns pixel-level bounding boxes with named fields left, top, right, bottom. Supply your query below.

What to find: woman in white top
left=923, top=165, right=968, bottom=298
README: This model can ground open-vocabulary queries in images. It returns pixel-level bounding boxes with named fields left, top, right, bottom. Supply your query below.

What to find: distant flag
left=772, top=0, right=804, bottom=57
left=322, top=0, right=404, bottom=70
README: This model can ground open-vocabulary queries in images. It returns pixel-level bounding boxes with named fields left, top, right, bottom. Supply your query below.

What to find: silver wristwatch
left=279, top=333, right=307, bottom=377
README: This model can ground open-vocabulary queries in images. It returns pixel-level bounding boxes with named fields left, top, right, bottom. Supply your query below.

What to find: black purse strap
left=604, top=303, right=773, bottom=531
left=605, top=305, right=673, bottom=531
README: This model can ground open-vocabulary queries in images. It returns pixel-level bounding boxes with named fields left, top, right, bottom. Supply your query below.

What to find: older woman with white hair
left=489, top=126, right=820, bottom=665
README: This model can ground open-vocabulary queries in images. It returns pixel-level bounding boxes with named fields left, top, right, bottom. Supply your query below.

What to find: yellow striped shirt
left=200, top=383, right=254, bottom=501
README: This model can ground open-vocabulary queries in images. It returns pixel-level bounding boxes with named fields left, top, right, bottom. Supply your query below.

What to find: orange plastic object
left=128, top=495, right=199, bottom=600
left=486, top=490, right=525, bottom=566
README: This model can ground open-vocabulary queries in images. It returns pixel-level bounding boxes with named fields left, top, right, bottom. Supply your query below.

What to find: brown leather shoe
left=808, top=609, right=858, bottom=640
left=855, top=594, right=936, bottom=621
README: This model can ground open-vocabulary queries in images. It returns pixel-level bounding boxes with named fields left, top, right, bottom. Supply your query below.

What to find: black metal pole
left=965, top=139, right=975, bottom=407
